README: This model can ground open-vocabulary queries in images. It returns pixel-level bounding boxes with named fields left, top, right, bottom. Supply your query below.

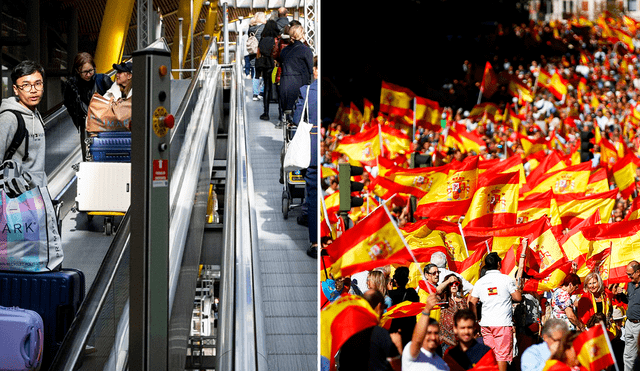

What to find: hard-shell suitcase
left=0, top=306, right=44, bottom=371
left=76, top=161, right=131, bottom=212
left=88, top=131, right=131, bottom=162
left=0, top=268, right=85, bottom=370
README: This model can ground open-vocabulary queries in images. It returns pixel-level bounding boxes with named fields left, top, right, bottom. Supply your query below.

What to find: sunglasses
left=451, top=282, right=460, bottom=287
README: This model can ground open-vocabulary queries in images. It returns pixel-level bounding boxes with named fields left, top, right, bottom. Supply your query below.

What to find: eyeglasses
left=428, top=271, right=439, bottom=275
left=15, top=81, right=44, bottom=92
left=79, top=68, right=95, bottom=76
left=627, top=271, right=638, bottom=277
left=451, top=282, right=460, bottom=287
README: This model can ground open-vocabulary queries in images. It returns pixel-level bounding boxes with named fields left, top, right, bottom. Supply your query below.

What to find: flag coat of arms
left=333, top=125, right=381, bottom=167
left=379, top=81, right=415, bottom=117
left=573, top=323, right=616, bottom=371
left=326, top=205, right=407, bottom=278
left=462, top=171, right=520, bottom=228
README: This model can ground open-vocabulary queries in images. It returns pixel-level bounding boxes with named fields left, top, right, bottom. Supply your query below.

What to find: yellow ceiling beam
left=94, top=0, right=135, bottom=74
left=201, top=1, right=220, bottom=59
left=171, top=0, right=205, bottom=78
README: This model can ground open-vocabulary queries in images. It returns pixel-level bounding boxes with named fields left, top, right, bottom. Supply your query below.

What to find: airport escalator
left=33, top=38, right=266, bottom=371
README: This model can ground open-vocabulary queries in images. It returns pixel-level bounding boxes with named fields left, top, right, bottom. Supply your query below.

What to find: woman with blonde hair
left=367, top=270, right=392, bottom=311
left=276, top=23, right=313, bottom=127
left=576, top=271, right=613, bottom=326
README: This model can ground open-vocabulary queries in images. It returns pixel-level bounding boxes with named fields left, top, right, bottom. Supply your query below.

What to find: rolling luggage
left=88, top=131, right=131, bottom=162
left=76, top=162, right=131, bottom=213
left=0, top=306, right=44, bottom=371
left=0, top=268, right=85, bottom=370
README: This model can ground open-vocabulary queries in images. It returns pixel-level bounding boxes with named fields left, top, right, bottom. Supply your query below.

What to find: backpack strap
left=0, top=109, right=29, bottom=162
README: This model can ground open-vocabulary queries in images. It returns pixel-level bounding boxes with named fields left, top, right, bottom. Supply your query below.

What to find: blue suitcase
left=0, top=268, right=85, bottom=370
left=0, top=306, right=44, bottom=371
left=89, top=131, right=131, bottom=162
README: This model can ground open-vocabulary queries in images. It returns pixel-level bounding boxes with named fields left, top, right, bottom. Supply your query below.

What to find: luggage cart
left=73, top=132, right=131, bottom=235
left=280, top=110, right=306, bottom=219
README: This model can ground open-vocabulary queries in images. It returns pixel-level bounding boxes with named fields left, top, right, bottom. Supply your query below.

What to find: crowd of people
left=321, top=13, right=640, bottom=371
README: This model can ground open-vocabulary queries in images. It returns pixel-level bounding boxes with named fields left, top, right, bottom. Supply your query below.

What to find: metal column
left=130, top=40, right=174, bottom=370
left=137, top=0, right=154, bottom=49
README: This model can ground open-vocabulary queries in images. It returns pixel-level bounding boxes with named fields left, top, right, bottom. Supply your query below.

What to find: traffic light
left=338, top=162, right=364, bottom=213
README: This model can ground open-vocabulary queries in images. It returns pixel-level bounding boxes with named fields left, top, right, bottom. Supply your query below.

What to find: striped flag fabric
left=362, top=98, right=375, bottom=126
left=624, top=197, right=640, bottom=221
left=574, top=323, right=616, bottom=371
left=548, top=72, right=569, bottom=100
left=582, top=218, right=640, bottom=284
left=415, top=156, right=480, bottom=218
left=524, top=260, right=574, bottom=294
left=537, top=68, right=552, bottom=88
left=333, top=125, right=381, bottom=167
left=462, top=171, right=520, bottom=228
left=559, top=210, right=601, bottom=278
left=414, top=96, right=442, bottom=128
left=480, top=61, right=498, bottom=99
left=379, top=80, right=415, bottom=117
left=457, top=244, right=489, bottom=285
left=555, top=188, right=617, bottom=229
left=612, top=152, right=640, bottom=199
left=508, top=76, right=534, bottom=102
left=521, top=161, right=592, bottom=198
left=321, top=294, right=380, bottom=371
left=518, top=133, right=550, bottom=157
left=585, top=167, right=609, bottom=196
left=326, top=205, right=407, bottom=278
left=379, top=301, right=426, bottom=329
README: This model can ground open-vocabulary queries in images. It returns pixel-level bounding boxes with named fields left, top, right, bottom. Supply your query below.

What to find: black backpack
left=0, top=109, right=29, bottom=162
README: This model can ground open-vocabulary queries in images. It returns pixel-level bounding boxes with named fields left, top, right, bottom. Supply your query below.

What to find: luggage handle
left=20, top=325, right=39, bottom=368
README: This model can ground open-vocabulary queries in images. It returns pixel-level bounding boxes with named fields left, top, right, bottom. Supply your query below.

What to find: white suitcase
left=76, top=162, right=131, bottom=212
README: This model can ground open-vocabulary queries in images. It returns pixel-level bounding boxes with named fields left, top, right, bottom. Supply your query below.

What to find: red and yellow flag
left=362, top=98, right=374, bottom=126
left=521, top=162, right=592, bottom=198
left=555, top=188, right=617, bottom=229
left=380, top=301, right=426, bottom=329
left=457, top=245, right=489, bottom=285
left=321, top=294, right=379, bottom=371
left=526, top=150, right=569, bottom=185
left=326, top=205, right=407, bottom=278
left=415, top=157, right=480, bottom=218
left=348, top=102, right=363, bottom=133
left=582, top=219, right=640, bottom=284
left=537, top=68, right=552, bottom=88
left=414, top=96, right=442, bottom=129
left=548, top=72, right=569, bottom=100
left=508, top=76, right=534, bottom=102
left=559, top=210, right=601, bottom=278
left=380, top=124, right=411, bottom=157
left=380, top=81, right=415, bottom=117
left=448, top=122, right=487, bottom=154
left=380, top=163, right=450, bottom=199
left=334, top=126, right=380, bottom=167
left=462, top=171, right=520, bottom=228
left=612, top=152, right=640, bottom=199
left=625, top=197, right=640, bottom=221
left=519, top=133, right=550, bottom=157
left=585, top=167, right=609, bottom=196
left=480, top=61, right=498, bottom=98
left=467, top=102, right=500, bottom=122
left=523, top=260, right=573, bottom=294
left=573, top=323, right=616, bottom=371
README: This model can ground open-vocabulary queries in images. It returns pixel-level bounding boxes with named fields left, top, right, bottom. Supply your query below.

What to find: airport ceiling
left=51, top=0, right=307, bottom=55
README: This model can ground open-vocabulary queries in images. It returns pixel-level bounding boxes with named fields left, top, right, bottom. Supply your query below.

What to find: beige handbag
left=85, top=93, right=131, bottom=133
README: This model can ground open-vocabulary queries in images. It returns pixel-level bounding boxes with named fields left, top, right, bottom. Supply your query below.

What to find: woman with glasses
left=576, top=271, right=613, bottom=328
left=439, top=273, right=468, bottom=353
left=63, top=52, right=113, bottom=161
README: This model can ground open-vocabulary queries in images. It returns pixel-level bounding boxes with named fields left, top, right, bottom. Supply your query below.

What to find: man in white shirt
left=402, top=293, right=449, bottom=370
left=469, top=252, right=522, bottom=371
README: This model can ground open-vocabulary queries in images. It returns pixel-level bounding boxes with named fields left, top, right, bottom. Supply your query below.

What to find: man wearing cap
left=624, top=260, right=640, bottom=371
left=104, top=61, right=133, bottom=100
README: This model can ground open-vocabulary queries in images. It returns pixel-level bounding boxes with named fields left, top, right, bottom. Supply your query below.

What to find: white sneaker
left=257, top=95, right=264, bottom=100
left=253, top=95, right=259, bottom=101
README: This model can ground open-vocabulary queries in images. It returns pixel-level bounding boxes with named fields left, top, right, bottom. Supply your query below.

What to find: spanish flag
left=612, top=152, right=640, bottom=199
left=537, top=68, right=552, bottom=88
left=559, top=210, right=601, bottom=278
left=585, top=167, right=609, bottom=196
left=524, top=260, right=573, bottom=294
left=582, top=218, right=640, bottom=284
left=468, top=102, right=500, bottom=122
left=362, top=98, right=374, bottom=126
left=507, top=104, right=526, bottom=133
left=517, top=189, right=554, bottom=224
left=548, top=72, right=569, bottom=100
left=574, top=323, right=616, bottom=371
left=379, top=301, right=426, bottom=330
left=324, top=192, right=340, bottom=220
left=526, top=150, right=568, bottom=185
left=348, top=102, right=363, bottom=133
left=480, top=61, right=498, bottom=99
left=624, top=197, right=640, bottom=221
left=462, top=171, right=520, bottom=228
left=508, top=76, right=534, bottom=102
left=380, top=81, right=415, bottom=117
left=383, top=164, right=450, bottom=199
left=519, top=133, right=550, bottom=157
left=448, top=122, right=487, bottom=154
left=555, top=188, right=617, bottom=229
left=457, top=245, right=488, bottom=285
left=326, top=204, right=407, bottom=278
left=414, top=96, right=442, bottom=128
left=521, top=161, right=592, bottom=198
left=415, top=156, right=480, bottom=218
left=614, top=27, right=635, bottom=52
left=624, top=15, right=638, bottom=34
left=380, top=124, right=411, bottom=157
left=334, top=125, right=380, bottom=167
left=321, top=294, right=380, bottom=371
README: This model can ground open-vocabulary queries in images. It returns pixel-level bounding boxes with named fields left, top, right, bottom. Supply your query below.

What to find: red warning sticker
left=153, top=159, right=168, bottom=187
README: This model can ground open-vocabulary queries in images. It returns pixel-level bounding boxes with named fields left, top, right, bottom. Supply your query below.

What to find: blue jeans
left=252, top=75, right=262, bottom=96
left=243, top=55, right=251, bottom=76
left=304, top=167, right=317, bottom=244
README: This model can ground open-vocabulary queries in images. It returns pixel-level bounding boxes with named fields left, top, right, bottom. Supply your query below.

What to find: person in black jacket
left=278, top=24, right=313, bottom=127
left=63, top=52, right=113, bottom=161
left=256, top=20, right=279, bottom=121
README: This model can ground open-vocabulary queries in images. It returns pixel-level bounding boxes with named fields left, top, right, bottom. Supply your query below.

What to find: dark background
left=320, top=0, right=531, bottom=121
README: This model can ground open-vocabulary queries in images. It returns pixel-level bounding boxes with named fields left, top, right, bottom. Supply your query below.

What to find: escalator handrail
left=47, top=46, right=215, bottom=371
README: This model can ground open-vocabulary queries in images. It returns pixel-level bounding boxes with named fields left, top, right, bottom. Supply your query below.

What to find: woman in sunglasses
left=439, top=273, right=468, bottom=353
